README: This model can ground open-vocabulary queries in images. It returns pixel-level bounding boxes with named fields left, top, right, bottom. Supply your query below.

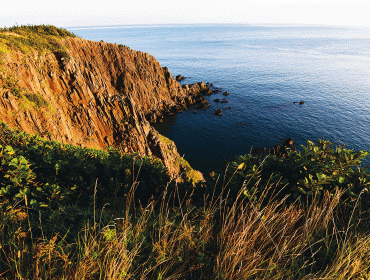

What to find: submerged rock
left=215, top=109, right=223, bottom=116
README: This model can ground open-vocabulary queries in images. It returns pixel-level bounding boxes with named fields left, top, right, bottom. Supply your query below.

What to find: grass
left=0, top=73, right=50, bottom=111
left=0, top=24, right=74, bottom=58
left=159, top=134, right=203, bottom=184
left=1, top=168, right=370, bottom=279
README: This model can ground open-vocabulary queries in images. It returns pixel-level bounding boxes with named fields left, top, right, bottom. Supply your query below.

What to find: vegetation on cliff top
left=0, top=24, right=74, bottom=59
left=1, top=122, right=370, bottom=279
left=0, top=25, right=73, bottom=115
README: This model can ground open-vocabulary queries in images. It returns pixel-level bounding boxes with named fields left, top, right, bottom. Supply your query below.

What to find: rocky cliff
left=0, top=33, right=209, bottom=182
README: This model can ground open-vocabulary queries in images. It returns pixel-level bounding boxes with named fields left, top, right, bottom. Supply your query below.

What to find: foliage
left=53, top=47, right=71, bottom=63
left=1, top=177, right=370, bottom=279
left=0, top=74, right=50, bottom=107
left=228, top=139, right=370, bottom=205
left=0, top=24, right=76, bottom=38
left=1, top=75, right=23, bottom=98
left=1, top=118, right=370, bottom=278
left=24, top=92, right=49, bottom=108
left=0, top=122, right=171, bottom=213
left=0, top=24, right=75, bottom=60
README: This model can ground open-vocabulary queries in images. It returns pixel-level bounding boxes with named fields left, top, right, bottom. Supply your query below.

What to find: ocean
left=68, top=24, right=370, bottom=174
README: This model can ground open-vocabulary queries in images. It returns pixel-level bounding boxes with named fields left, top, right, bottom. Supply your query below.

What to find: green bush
left=227, top=139, right=370, bottom=205
left=25, top=92, right=49, bottom=107
left=0, top=122, right=171, bottom=212
left=53, top=47, right=70, bottom=63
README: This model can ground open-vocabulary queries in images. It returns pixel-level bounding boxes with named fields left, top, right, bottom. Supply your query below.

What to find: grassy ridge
left=0, top=24, right=75, bottom=55
left=1, top=122, right=370, bottom=279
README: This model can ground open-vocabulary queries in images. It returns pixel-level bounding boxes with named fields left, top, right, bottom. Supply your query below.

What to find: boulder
left=214, top=109, right=223, bottom=116
left=176, top=74, right=186, bottom=81
left=223, top=91, right=229, bottom=96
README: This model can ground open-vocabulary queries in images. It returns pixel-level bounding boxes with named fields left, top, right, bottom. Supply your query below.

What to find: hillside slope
left=0, top=27, right=207, bottom=181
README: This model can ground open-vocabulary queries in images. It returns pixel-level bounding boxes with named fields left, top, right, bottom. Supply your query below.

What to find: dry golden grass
left=1, top=178, right=370, bottom=279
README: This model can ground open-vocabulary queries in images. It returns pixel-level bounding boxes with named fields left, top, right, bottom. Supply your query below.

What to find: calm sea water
left=68, top=24, right=370, bottom=173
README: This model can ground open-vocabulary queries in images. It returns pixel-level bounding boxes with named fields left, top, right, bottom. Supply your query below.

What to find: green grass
left=1, top=165, right=370, bottom=279
left=0, top=73, right=50, bottom=110
left=159, top=134, right=203, bottom=184
left=0, top=75, right=23, bottom=98
left=1, top=123, right=369, bottom=279
left=0, top=24, right=75, bottom=55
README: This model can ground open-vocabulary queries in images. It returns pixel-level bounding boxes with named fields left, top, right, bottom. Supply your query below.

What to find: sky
left=1, top=0, right=370, bottom=28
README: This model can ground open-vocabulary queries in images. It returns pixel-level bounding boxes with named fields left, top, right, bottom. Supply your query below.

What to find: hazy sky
left=1, top=0, right=370, bottom=28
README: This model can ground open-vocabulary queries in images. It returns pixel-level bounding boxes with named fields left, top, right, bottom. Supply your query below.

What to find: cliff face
left=0, top=36, right=206, bottom=181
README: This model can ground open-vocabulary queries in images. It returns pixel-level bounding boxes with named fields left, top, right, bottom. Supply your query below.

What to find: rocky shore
left=145, top=82, right=212, bottom=123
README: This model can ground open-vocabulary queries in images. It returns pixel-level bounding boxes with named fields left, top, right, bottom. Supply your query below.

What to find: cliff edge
left=0, top=26, right=206, bottom=183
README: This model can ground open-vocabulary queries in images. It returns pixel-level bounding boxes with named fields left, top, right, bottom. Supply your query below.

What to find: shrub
left=0, top=122, right=171, bottom=212
left=0, top=24, right=75, bottom=55
left=25, top=92, right=49, bottom=107
left=0, top=24, right=76, bottom=38
left=53, top=47, right=70, bottom=63
left=227, top=139, right=370, bottom=206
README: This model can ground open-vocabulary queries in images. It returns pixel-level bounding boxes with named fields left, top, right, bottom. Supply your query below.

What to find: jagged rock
left=194, top=99, right=210, bottom=110
left=0, top=36, right=204, bottom=182
left=205, top=89, right=212, bottom=95
left=176, top=74, right=186, bottom=81
left=215, top=109, right=223, bottom=116
left=223, top=91, right=229, bottom=96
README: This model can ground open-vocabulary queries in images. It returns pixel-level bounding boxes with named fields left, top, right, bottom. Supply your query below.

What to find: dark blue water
left=69, top=24, right=370, bottom=173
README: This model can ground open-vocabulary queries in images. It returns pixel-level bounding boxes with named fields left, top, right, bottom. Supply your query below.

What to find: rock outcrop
left=0, top=36, right=204, bottom=182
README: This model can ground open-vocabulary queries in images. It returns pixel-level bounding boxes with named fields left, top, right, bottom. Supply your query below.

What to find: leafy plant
left=0, top=122, right=171, bottom=212
left=228, top=139, right=370, bottom=205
